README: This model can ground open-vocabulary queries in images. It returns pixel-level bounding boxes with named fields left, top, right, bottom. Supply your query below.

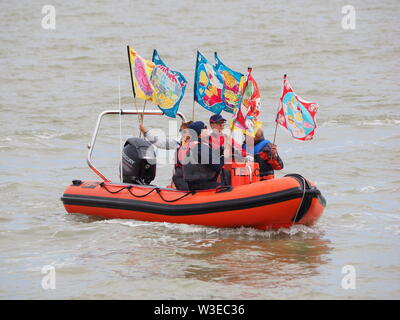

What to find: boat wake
left=99, top=219, right=323, bottom=239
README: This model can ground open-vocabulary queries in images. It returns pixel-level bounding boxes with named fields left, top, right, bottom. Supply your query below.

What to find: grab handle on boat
left=87, top=109, right=186, bottom=182
left=246, top=164, right=253, bottom=184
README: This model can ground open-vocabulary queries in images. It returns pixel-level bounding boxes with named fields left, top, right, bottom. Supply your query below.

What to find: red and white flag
left=230, top=68, right=262, bottom=137
left=276, top=75, right=319, bottom=141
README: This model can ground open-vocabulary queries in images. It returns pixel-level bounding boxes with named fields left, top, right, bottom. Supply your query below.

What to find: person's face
left=210, top=121, right=225, bottom=133
left=200, top=126, right=208, bottom=139
left=255, top=129, right=263, bottom=140
left=179, top=128, right=191, bottom=141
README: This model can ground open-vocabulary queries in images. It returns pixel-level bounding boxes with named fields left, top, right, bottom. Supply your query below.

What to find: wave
left=359, top=186, right=377, bottom=193
left=319, top=116, right=400, bottom=127
left=99, top=219, right=323, bottom=239
left=356, top=119, right=400, bottom=126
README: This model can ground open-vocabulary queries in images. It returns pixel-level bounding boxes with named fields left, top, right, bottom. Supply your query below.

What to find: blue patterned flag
left=193, top=51, right=225, bottom=114
left=214, top=52, right=244, bottom=114
left=150, top=50, right=187, bottom=118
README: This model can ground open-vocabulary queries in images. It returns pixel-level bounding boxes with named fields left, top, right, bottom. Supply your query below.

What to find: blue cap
left=209, top=114, right=226, bottom=123
left=188, top=121, right=207, bottom=136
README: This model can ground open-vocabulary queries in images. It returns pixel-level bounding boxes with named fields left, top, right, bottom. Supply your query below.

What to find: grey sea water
left=0, top=0, right=399, bottom=299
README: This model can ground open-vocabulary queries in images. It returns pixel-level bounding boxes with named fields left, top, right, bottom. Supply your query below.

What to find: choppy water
left=1, top=0, right=399, bottom=299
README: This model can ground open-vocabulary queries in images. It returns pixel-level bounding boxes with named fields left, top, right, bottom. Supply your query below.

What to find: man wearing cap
left=182, top=121, right=225, bottom=191
left=209, top=114, right=227, bottom=155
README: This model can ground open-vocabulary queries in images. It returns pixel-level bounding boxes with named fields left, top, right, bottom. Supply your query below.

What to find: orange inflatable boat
left=61, top=174, right=325, bottom=230
left=60, top=110, right=326, bottom=230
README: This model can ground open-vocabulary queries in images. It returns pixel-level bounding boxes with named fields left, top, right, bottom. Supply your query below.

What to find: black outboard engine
left=121, top=137, right=156, bottom=185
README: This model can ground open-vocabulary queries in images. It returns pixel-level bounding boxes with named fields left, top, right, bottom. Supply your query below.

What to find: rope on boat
left=155, top=188, right=196, bottom=202
left=99, top=182, right=196, bottom=203
left=127, top=186, right=158, bottom=198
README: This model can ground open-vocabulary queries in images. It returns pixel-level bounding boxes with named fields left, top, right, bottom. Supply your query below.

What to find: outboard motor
left=121, top=137, right=156, bottom=185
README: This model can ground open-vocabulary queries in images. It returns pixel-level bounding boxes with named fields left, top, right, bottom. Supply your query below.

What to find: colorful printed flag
left=193, top=51, right=225, bottom=114
left=276, top=75, right=319, bottom=141
left=230, top=68, right=262, bottom=137
left=150, top=50, right=187, bottom=118
left=127, top=46, right=155, bottom=101
left=214, top=52, right=244, bottom=114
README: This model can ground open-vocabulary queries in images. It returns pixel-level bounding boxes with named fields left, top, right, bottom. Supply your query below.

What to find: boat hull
left=61, top=175, right=326, bottom=230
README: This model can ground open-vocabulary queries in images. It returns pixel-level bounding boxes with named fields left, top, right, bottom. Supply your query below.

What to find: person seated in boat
left=140, top=121, right=193, bottom=190
left=243, top=129, right=284, bottom=180
left=182, top=121, right=225, bottom=191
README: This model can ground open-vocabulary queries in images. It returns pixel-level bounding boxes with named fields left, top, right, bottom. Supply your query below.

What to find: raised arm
left=140, top=124, right=179, bottom=150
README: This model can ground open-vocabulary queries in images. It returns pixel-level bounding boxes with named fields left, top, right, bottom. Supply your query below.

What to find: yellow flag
left=127, top=46, right=155, bottom=101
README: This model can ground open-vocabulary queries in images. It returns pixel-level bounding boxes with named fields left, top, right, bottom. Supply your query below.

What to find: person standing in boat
left=243, top=129, right=284, bottom=180
left=182, top=121, right=225, bottom=191
left=208, top=114, right=245, bottom=185
left=139, top=121, right=193, bottom=190
left=208, top=114, right=227, bottom=155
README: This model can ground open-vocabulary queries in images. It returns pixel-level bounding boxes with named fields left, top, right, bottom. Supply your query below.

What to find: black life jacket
left=182, top=141, right=220, bottom=183
left=169, top=142, right=189, bottom=190
left=172, top=166, right=189, bottom=190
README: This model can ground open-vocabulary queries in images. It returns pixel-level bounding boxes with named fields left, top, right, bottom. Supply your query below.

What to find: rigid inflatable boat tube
left=61, top=186, right=323, bottom=217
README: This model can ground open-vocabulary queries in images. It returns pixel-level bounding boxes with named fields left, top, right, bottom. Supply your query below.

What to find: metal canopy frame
left=87, top=109, right=186, bottom=182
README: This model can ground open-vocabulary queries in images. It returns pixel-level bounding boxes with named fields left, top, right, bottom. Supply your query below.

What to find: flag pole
left=227, top=68, right=251, bottom=164
left=118, top=76, right=124, bottom=182
left=272, top=116, right=279, bottom=145
left=141, top=100, right=147, bottom=124
left=192, top=50, right=200, bottom=121
left=272, top=74, right=286, bottom=146
left=241, top=68, right=252, bottom=162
